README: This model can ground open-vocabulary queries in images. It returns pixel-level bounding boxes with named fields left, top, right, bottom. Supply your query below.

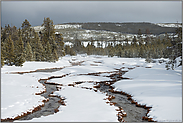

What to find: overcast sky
left=1, top=1, right=182, bottom=28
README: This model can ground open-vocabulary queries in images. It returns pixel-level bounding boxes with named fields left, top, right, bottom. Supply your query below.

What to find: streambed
left=6, top=67, right=148, bottom=122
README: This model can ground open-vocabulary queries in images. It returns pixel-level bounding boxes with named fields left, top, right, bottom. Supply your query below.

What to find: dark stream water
left=18, top=80, right=62, bottom=121
left=98, top=83, right=147, bottom=122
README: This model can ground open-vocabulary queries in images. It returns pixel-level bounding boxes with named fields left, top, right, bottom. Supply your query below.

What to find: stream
left=7, top=67, right=148, bottom=122
left=98, top=83, right=147, bottom=122
left=18, top=80, right=63, bottom=121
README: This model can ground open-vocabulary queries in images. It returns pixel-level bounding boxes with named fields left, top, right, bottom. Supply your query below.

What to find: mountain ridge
left=59, top=22, right=181, bottom=35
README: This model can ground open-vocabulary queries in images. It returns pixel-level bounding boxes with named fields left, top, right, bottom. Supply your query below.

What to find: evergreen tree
left=45, top=41, right=53, bottom=62
left=132, top=36, right=137, bottom=45
left=11, top=26, right=19, bottom=42
left=86, top=43, right=93, bottom=55
left=1, top=41, right=6, bottom=61
left=55, top=34, right=65, bottom=57
left=52, top=49, right=59, bottom=62
left=30, top=32, right=45, bottom=61
left=21, top=19, right=31, bottom=46
left=41, top=17, right=55, bottom=47
left=65, top=45, right=71, bottom=55
left=36, top=37, right=45, bottom=61
left=1, top=27, right=7, bottom=42
left=116, top=46, right=123, bottom=57
left=25, top=42, right=34, bottom=61
left=1, top=49, right=4, bottom=67
left=6, top=35, right=15, bottom=65
left=14, top=36, right=25, bottom=66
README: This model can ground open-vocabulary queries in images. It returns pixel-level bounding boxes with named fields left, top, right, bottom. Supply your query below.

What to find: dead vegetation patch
left=93, top=61, right=102, bottom=63
left=69, top=60, right=85, bottom=66
left=10, top=66, right=68, bottom=74
left=1, top=102, right=45, bottom=122
left=90, top=64, right=99, bottom=66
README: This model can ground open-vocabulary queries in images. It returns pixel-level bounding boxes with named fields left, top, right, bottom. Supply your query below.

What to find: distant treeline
left=62, top=22, right=180, bottom=35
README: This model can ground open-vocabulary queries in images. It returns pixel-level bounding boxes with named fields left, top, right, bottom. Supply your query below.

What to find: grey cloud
left=1, top=1, right=182, bottom=28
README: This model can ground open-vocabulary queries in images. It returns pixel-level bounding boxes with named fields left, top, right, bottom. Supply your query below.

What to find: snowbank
left=1, top=73, right=46, bottom=119
left=112, top=62, right=182, bottom=122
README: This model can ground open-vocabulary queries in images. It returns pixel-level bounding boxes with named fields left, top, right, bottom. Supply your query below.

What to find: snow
left=23, top=86, right=118, bottom=122
left=32, top=24, right=82, bottom=31
left=1, top=73, right=46, bottom=119
left=1, top=55, right=182, bottom=122
left=64, top=42, right=73, bottom=47
left=116, top=24, right=121, bottom=27
left=1, top=57, right=71, bottom=73
left=156, top=23, right=182, bottom=28
left=47, top=75, right=112, bottom=85
left=54, top=24, right=82, bottom=29
left=65, top=40, right=133, bottom=48
left=112, top=61, right=182, bottom=122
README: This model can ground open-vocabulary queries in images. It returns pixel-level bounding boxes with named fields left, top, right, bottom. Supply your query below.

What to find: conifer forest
left=1, top=17, right=182, bottom=70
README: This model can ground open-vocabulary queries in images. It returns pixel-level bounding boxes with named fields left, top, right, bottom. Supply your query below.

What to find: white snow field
left=1, top=55, right=182, bottom=122
left=155, top=23, right=182, bottom=28
left=23, top=86, right=118, bottom=122
left=1, top=73, right=46, bottom=120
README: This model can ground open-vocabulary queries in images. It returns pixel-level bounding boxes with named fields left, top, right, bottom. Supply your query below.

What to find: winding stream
left=18, top=80, right=63, bottom=121
left=5, top=66, right=149, bottom=122
left=97, top=83, right=147, bottom=122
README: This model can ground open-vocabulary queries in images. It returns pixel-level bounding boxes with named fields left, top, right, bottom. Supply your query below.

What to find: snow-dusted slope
left=156, top=23, right=182, bottom=28
left=32, top=24, right=82, bottom=32
left=32, top=23, right=158, bottom=42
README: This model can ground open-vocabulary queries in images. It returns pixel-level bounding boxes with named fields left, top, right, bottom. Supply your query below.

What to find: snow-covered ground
left=22, top=86, right=118, bottom=122
left=32, top=24, right=82, bottom=32
left=1, top=55, right=182, bottom=122
left=156, top=23, right=182, bottom=28
left=1, top=73, right=46, bottom=119
left=113, top=62, right=182, bottom=122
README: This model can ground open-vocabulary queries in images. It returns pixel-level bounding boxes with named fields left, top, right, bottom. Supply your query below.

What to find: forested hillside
left=64, top=22, right=181, bottom=34
left=1, top=18, right=182, bottom=70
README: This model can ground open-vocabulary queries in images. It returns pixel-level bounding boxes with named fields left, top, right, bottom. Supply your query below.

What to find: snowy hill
left=31, top=22, right=181, bottom=48
left=155, top=23, right=182, bottom=28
